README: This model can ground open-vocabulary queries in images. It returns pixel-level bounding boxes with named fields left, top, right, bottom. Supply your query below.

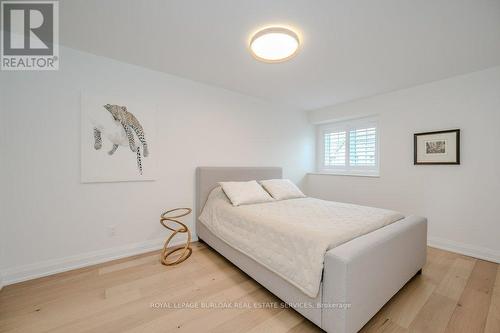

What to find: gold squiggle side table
left=160, top=208, right=192, bottom=266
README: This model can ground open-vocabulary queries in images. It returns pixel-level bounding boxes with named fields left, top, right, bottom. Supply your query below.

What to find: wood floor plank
left=444, top=260, right=497, bottom=333
left=368, top=275, right=435, bottom=328
left=286, top=319, right=323, bottom=333
left=0, top=250, right=234, bottom=332
left=0, top=253, right=175, bottom=315
left=1, top=247, right=243, bottom=332
left=360, top=315, right=407, bottom=333
left=172, top=288, right=270, bottom=333
left=208, top=293, right=285, bottom=333
left=123, top=279, right=263, bottom=333
left=423, top=247, right=460, bottom=286
left=406, top=257, right=478, bottom=333
left=246, top=308, right=305, bottom=333
left=407, top=293, right=457, bottom=333
left=98, top=253, right=159, bottom=275
left=435, top=257, right=476, bottom=301
left=484, top=266, right=500, bottom=333
left=0, top=244, right=497, bottom=333
left=50, top=264, right=248, bottom=332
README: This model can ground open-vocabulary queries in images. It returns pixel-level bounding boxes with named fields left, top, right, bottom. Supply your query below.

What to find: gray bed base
left=195, top=167, right=427, bottom=333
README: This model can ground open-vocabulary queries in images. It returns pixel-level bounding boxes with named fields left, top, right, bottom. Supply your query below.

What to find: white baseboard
left=1, top=236, right=197, bottom=287
left=428, top=237, right=500, bottom=264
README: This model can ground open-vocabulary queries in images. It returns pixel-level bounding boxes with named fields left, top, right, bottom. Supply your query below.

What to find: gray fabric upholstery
left=195, top=167, right=427, bottom=333
left=322, top=215, right=427, bottom=333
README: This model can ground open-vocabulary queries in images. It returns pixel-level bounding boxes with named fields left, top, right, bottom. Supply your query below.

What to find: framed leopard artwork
left=81, top=92, right=157, bottom=183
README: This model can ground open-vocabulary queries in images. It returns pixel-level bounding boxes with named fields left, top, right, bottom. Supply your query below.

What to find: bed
left=195, top=167, right=427, bottom=333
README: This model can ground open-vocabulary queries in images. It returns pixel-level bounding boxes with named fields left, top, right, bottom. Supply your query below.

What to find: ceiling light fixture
left=249, top=27, right=300, bottom=63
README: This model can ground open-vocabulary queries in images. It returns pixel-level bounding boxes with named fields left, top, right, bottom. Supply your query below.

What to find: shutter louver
left=324, top=131, right=346, bottom=167
left=349, top=127, right=376, bottom=166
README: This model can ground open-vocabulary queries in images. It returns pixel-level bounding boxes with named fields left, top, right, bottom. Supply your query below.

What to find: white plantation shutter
left=318, top=117, right=379, bottom=175
left=324, top=131, right=346, bottom=166
left=349, top=126, right=376, bottom=166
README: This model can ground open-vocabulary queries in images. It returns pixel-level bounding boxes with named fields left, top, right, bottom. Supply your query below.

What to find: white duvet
left=199, top=187, right=404, bottom=297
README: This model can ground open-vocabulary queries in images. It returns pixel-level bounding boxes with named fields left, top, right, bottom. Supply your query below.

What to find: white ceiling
left=60, top=0, right=500, bottom=110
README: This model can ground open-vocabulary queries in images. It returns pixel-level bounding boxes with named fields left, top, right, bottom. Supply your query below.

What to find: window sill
left=308, top=172, right=380, bottom=178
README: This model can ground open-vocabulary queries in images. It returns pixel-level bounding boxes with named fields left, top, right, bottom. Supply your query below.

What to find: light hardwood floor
left=0, top=243, right=498, bottom=333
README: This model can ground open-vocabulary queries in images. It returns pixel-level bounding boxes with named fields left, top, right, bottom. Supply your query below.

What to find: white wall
left=0, top=47, right=314, bottom=284
left=307, top=67, right=500, bottom=262
left=0, top=81, right=6, bottom=289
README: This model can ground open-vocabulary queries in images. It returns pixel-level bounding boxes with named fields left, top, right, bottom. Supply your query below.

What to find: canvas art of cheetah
left=92, top=104, right=149, bottom=174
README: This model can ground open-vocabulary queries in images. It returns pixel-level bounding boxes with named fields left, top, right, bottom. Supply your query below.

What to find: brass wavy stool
left=160, top=208, right=192, bottom=266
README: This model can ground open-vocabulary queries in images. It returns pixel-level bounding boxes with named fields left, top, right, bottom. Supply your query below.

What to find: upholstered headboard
left=195, top=166, right=282, bottom=223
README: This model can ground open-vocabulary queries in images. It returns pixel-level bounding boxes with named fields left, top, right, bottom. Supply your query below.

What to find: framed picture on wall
left=81, top=91, right=158, bottom=183
left=414, top=129, right=460, bottom=165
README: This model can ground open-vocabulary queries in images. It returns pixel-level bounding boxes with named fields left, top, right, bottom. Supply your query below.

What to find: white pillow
left=260, top=179, right=306, bottom=200
left=218, top=180, right=274, bottom=206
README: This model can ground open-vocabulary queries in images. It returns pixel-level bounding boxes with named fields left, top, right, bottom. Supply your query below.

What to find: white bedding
left=199, top=187, right=404, bottom=297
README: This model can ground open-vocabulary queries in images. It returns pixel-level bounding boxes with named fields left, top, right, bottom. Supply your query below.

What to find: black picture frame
left=414, top=129, right=460, bottom=165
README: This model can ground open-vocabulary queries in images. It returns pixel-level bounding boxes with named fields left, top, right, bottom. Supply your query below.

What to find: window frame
left=316, top=117, right=380, bottom=176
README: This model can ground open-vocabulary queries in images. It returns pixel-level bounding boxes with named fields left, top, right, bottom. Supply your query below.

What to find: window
left=317, top=117, right=379, bottom=176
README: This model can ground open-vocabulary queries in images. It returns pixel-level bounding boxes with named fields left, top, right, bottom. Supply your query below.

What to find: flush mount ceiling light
left=249, top=27, right=300, bottom=63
